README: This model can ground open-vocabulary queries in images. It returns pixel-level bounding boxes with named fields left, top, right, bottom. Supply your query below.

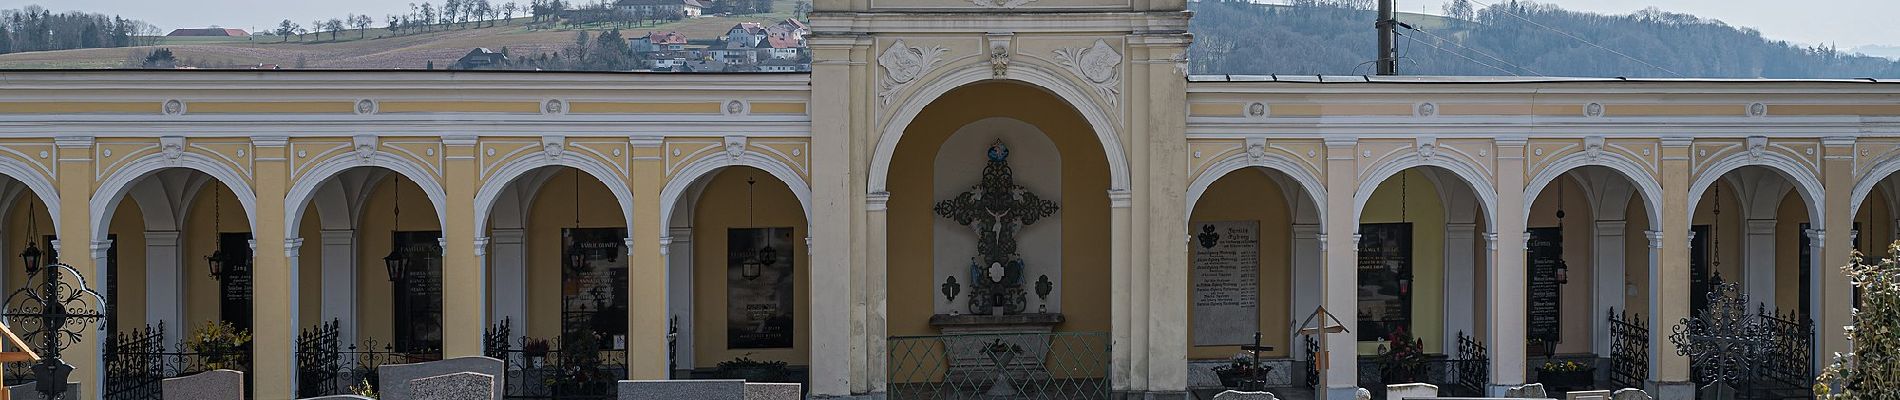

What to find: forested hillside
left=1188, top=0, right=1900, bottom=78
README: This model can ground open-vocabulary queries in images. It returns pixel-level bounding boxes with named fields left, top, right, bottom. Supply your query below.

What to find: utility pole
left=1375, top=0, right=1398, bottom=75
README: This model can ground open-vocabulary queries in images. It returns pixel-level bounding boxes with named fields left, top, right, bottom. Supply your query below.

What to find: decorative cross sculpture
left=1669, top=281, right=1770, bottom=399
left=934, top=140, right=1059, bottom=315
left=2, top=262, right=106, bottom=399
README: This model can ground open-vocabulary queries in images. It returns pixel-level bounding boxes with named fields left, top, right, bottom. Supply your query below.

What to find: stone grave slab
left=1610, top=388, right=1651, bottom=400
left=409, top=372, right=494, bottom=400
left=742, top=382, right=801, bottom=400
left=7, top=382, right=80, bottom=400
left=1213, top=390, right=1278, bottom=400
left=1505, top=383, right=1549, bottom=398
left=378, top=356, right=504, bottom=400
left=1387, top=383, right=1438, bottom=400
left=618, top=379, right=745, bottom=400
left=1565, top=390, right=1612, bottom=400
left=163, top=369, right=244, bottom=400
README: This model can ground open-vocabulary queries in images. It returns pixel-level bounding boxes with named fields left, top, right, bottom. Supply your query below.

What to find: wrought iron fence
left=1608, top=307, right=1649, bottom=390
left=887, top=331, right=1110, bottom=400
left=1452, top=331, right=1487, bottom=395
left=1353, top=333, right=1485, bottom=398
left=1303, top=335, right=1320, bottom=389
left=295, top=319, right=443, bottom=397
left=1751, top=306, right=1814, bottom=399
left=1673, top=282, right=1816, bottom=400
left=103, top=322, right=254, bottom=400
left=491, top=334, right=631, bottom=399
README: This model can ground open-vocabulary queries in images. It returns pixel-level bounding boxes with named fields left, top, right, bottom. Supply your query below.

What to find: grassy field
left=0, top=6, right=800, bottom=70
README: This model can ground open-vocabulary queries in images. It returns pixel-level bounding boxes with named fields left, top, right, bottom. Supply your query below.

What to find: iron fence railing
left=1608, top=307, right=1650, bottom=390
left=103, top=322, right=254, bottom=400
left=295, top=319, right=443, bottom=397
left=1303, top=334, right=1320, bottom=389
left=887, top=331, right=1110, bottom=400
left=1352, top=333, right=1485, bottom=398
left=491, top=336, right=631, bottom=399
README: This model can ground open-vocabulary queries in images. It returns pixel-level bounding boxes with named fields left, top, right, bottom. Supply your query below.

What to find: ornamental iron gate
left=1670, top=281, right=1815, bottom=400
left=1607, top=307, right=1649, bottom=390
left=887, top=332, right=1110, bottom=400
left=1354, top=332, right=1485, bottom=398
left=485, top=318, right=630, bottom=400
left=294, top=319, right=442, bottom=397
left=102, top=323, right=254, bottom=400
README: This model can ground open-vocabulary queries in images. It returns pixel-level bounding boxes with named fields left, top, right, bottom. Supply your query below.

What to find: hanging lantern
left=19, top=241, right=41, bottom=275
left=384, top=247, right=409, bottom=282
left=742, top=256, right=764, bottom=280
left=206, top=184, right=228, bottom=281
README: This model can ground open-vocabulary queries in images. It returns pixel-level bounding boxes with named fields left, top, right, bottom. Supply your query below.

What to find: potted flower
left=1536, top=360, right=1595, bottom=392
left=717, top=356, right=790, bottom=382
left=522, top=338, right=551, bottom=368
left=1377, top=328, right=1427, bottom=384
left=185, top=321, right=252, bottom=372
left=1212, top=352, right=1273, bottom=390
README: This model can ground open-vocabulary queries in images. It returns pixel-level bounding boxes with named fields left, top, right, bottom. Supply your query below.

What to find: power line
left=1402, top=33, right=1521, bottom=76
left=1403, top=25, right=1541, bottom=76
left=1461, top=0, right=1684, bottom=77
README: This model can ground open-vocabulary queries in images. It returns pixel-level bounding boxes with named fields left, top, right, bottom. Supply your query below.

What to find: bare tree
left=503, top=1, right=518, bottom=23
left=276, top=19, right=297, bottom=42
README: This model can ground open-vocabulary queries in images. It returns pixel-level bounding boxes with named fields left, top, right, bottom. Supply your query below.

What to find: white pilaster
left=1591, top=220, right=1628, bottom=356
left=664, top=227, right=694, bottom=375
left=1442, top=223, right=1478, bottom=353
left=1744, top=219, right=1778, bottom=309
left=318, top=229, right=357, bottom=346
left=490, top=228, right=528, bottom=336
left=144, top=230, right=183, bottom=340
left=1290, top=223, right=1322, bottom=359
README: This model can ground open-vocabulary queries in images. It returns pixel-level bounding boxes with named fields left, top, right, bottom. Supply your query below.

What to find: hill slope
left=1187, top=0, right=1900, bottom=78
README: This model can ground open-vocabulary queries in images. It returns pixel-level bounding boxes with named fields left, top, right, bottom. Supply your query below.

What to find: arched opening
left=1522, top=165, right=1658, bottom=391
left=1182, top=165, right=1324, bottom=390
left=1684, top=164, right=1819, bottom=397
left=883, top=81, right=1114, bottom=397
left=1353, top=165, right=1491, bottom=397
left=664, top=165, right=810, bottom=384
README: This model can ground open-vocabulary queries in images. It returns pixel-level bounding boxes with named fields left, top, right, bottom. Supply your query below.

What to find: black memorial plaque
left=1526, top=227, right=1563, bottom=343
left=1356, top=222, right=1412, bottom=342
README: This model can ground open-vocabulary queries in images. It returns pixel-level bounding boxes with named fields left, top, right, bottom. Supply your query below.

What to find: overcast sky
left=1, top=0, right=1893, bottom=48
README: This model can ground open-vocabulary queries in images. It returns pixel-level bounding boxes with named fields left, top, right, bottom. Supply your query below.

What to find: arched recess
left=1850, top=153, right=1900, bottom=214
left=668, top=165, right=812, bottom=374
left=1184, top=151, right=1327, bottom=228
left=659, top=148, right=812, bottom=240
left=869, top=63, right=1130, bottom=195
left=93, top=152, right=258, bottom=245
left=0, top=156, right=60, bottom=232
left=1687, top=153, right=1824, bottom=232
left=1523, top=152, right=1665, bottom=227
left=1181, top=163, right=1324, bottom=371
left=283, top=151, right=448, bottom=239
left=474, top=149, right=634, bottom=235
left=1354, top=154, right=1498, bottom=230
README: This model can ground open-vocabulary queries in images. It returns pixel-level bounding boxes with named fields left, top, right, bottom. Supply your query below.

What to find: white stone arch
left=1353, top=154, right=1498, bottom=231
left=659, top=151, right=812, bottom=239
left=1184, top=152, right=1327, bottom=230
left=92, top=152, right=258, bottom=243
left=1849, top=153, right=1900, bottom=214
left=284, top=151, right=448, bottom=239
left=474, top=151, right=634, bottom=235
left=0, top=157, right=60, bottom=232
left=1523, top=152, right=1665, bottom=227
left=868, top=63, right=1131, bottom=195
left=1688, top=153, right=1825, bottom=232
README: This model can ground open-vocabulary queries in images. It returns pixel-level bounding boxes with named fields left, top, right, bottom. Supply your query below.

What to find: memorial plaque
left=1191, top=221, right=1259, bottom=346
left=1356, top=223, right=1411, bottom=342
left=218, top=232, right=254, bottom=331
left=1527, top=227, right=1563, bottom=342
left=562, top=227, right=629, bottom=347
left=393, top=230, right=444, bottom=354
left=728, top=227, right=795, bottom=349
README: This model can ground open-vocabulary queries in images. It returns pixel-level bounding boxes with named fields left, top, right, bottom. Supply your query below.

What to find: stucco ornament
left=354, top=141, right=376, bottom=162
left=970, top=0, right=1036, bottom=9
left=543, top=99, right=565, bottom=115
left=877, top=39, right=949, bottom=106
left=988, top=38, right=1011, bottom=78
left=723, top=135, right=747, bottom=161
left=542, top=136, right=565, bottom=160
left=1244, top=137, right=1267, bottom=163
left=1416, top=137, right=1438, bottom=159
left=162, top=99, right=184, bottom=115
left=1052, top=39, right=1123, bottom=108
left=355, top=99, right=377, bottom=115
left=1583, top=136, right=1606, bottom=161
left=160, top=136, right=186, bottom=161
left=1746, top=136, right=1768, bottom=161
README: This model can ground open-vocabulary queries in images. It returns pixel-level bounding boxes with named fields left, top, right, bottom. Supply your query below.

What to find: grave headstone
left=1386, top=383, right=1438, bottom=400
left=1355, top=387, right=1372, bottom=400
left=162, top=369, right=244, bottom=400
left=1565, top=389, right=1612, bottom=400
left=742, top=382, right=802, bottom=400
left=618, top=379, right=745, bottom=400
left=1610, top=388, right=1652, bottom=400
left=7, top=382, right=79, bottom=400
left=1505, top=383, right=1550, bottom=398
left=1699, top=382, right=1737, bottom=400
left=377, top=356, right=504, bottom=400
left=1212, top=390, right=1278, bottom=400
left=409, top=372, right=494, bottom=400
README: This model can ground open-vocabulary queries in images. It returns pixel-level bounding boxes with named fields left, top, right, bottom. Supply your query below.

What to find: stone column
left=1650, top=137, right=1694, bottom=399
left=319, top=229, right=357, bottom=347
left=1442, top=222, right=1477, bottom=353
left=51, top=136, right=97, bottom=399
left=663, top=227, right=693, bottom=376
left=145, top=230, right=185, bottom=341
left=1290, top=223, right=1322, bottom=358
left=1591, top=220, right=1628, bottom=356
left=1819, top=137, right=1855, bottom=365
left=807, top=32, right=867, bottom=396
left=250, top=136, right=295, bottom=399
left=1321, top=137, right=1358, bottom=400
left=1744, top=219, right=1778, bottom=309
left=1488, top=137, right=1530, bottom=394
left=628, top=138, right=668, bottom=379
left=1139, top=33, right=1192, bottom=396
left=1109, top=189, right=1133, bottom=390
left=440, top=135, right=484, bottom=357
left=865, top=192, right=891, bottom=392
left=488, top=228, right=526, bottom=337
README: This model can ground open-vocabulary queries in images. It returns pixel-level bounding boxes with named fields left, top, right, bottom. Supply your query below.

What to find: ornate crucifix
left=1669, top=281, right=1769, bottom=398
left=935, top=140, right=1059, bottom=315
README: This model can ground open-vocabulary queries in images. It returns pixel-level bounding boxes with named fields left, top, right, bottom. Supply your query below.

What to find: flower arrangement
left=1377, top=327, right=1427, bottom=384
left=184, top=321, right=251, bottom=371
left=717, top=355, right=790, bottom=382
left=1535, top=359, right=1595, bottom=392
left=1538, top=360, right=1589, bottom=373
left=1212, top=352, right=1273, bottom=389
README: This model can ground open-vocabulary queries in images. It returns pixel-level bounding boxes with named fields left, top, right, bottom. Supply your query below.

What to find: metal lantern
left=741, top=256, right=763, bottom=280
left=206, top=249, right=228, bottom=280
left=383, top=247, right=409, bottom=282
left=18, top=241, right=41, bottom=275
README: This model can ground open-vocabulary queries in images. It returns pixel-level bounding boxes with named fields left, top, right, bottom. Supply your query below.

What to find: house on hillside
left=455, top=48, right=509, bottom=70
left=167, top=28, right=250, bottom=37
left=632, top=32, right=689, bottom=53
left=616, top=0, right=705, bottom=18
left=722, top=23, right=768, bottom=48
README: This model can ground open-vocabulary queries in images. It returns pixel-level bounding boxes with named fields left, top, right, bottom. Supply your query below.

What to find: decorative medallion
left=542, top=136, right=565, bottom=159
left=355, top=99, right=377, bottom=115
left=1245, top=137, right=1267, bottom=163
left=543, top=99, right=565, bottom=115
left=1052, top=40, right=1123, bottom=108
left=877, top=40, right=950, bottom=106
left=988, top=35, right=1012, bottom=78
left=353, top=135, right=377, bottom=161
left=1416, top=102, right=1437, bottom=117
left=1583, top=136, right=1606, bottom=161
left=1746, top=136, right=1768, bottom=160
left=725, top=100, right=746, bottom=115
left=1416, top=137, right=1438, bottom=159
left=724, top=136, right=747, bottom=161
left=1197, top=224, right=1220, bottom=249
left=1585, top=102, right=1604, bottom=118
left=160, top=137, right=186, bottom=160
left=1248, top=102, right=1268, bottom=117
left=1748, top=102, right=1767, bottom=117
left=162, top=100, right=184, bottom=115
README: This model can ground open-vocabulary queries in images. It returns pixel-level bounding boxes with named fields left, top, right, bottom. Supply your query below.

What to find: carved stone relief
left=878, top=39, right=950, bottom=106
left=1052, top=39, right=1122, bottom=108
